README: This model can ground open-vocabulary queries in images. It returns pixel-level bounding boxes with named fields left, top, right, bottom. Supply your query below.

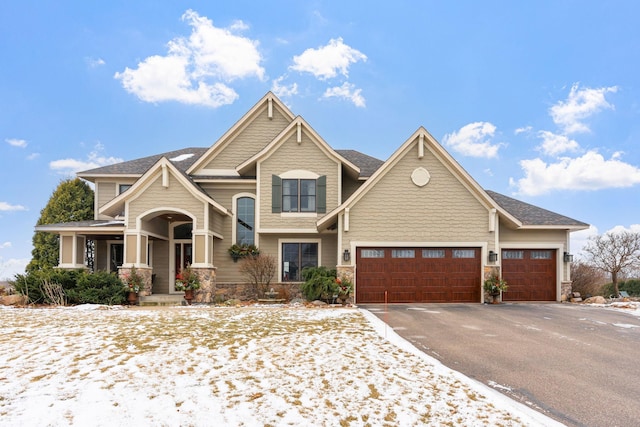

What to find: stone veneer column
left=192, top=267, right=216, bottom=303
left=561, top=281, right=572, bottom=302
left=119, top=266, right=153, bottom=296
left=336, top=265, right=355, bottom=302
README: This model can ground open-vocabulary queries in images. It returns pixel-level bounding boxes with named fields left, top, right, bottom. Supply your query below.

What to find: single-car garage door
left=501, top=249, right=557, bottom=301
left=356, top=247, right=481, bottom=303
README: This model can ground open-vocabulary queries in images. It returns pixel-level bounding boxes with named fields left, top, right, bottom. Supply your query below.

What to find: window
left=361, top=249, right=385, bottom=258
left=282, top=179, right=315, bottom=212
left=423, top=249, right=445, bottom=258
left=236, top=197, right=255, bottom=245
left=282, top=242, right=318, bottom=281
left=119, top=184, right=132, bottom=194
left=453, top=249, right=476, bottom=258
left=503, top=250, right=523, bottom=260
left=392, top=249, right=415, bottom=258
left=531, top=250, right=552, bottom=259
left=272, top=175, right=326, bottom=213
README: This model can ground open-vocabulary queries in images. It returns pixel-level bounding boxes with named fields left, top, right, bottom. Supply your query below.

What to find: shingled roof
left=77, top=148, right=209, bottom=176
left=335, top=149, right=385, bottom=178
left=77, top=146, right=383, bottom=180
left=486, top=190, right=589, bottom=228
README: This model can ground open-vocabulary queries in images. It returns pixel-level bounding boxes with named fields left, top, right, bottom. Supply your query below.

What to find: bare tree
left=239, top=255, right=277, bottom=297
left=583, top=230, right=640, bottom=296
left=570, top=260, right=607, bottom=297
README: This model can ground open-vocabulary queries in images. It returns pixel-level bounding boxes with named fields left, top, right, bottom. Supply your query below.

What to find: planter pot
left=127, top=291, right=138, bottom=305
left=490, top=293, right=501, bottom=304
left=184, top=289, right=194, bottom=305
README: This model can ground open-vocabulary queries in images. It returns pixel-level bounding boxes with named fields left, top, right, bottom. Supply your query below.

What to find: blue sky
left=2, top=1, right=640, bottom=279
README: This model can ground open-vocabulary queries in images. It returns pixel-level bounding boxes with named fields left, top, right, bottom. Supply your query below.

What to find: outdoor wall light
left=564, top=252, right=574, bottom=263
left=343, top=249, right=351, bottom=262
left=488, top=250, right=498, bottom=262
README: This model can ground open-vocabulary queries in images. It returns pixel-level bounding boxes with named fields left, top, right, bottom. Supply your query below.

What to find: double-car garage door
left=356, top=247, right=481, bottom=303
left=355, top=247, right=557, bottom=303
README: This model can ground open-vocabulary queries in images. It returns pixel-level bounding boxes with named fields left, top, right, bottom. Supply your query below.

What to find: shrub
left=239, top=254, right=277, bottom=297
left=602, top=279, right=640, bottom=297
left=12, top=269, right=84, bottom=304
left=66, top=270, right=126, bottom=305
left=12, top=269, right=125, bottom=305
left=300, top=266, right=337, bottom=302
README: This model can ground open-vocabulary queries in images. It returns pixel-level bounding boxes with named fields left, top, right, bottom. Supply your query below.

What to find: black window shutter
left=317, top=175, right=326, bottom=213
left=272, top=175, right=282, bottom=213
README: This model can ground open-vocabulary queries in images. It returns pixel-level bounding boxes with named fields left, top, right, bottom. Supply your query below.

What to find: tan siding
left=499, top=223, right=567, bottom=244
left=342, top=174, right=363, bottom=202
left=95, top=240, right=108, bottom=271
left=205, top=107, right=291, bottom=169
left=62, top=236, right=73, bottom=264
left=153, top=240, right=169, bottom=293
left=345, top=143, right=492, bottom=248
left=128, top=172, right=205, bottom=230
left=260, top=132, right=340, bottom=229
left=142, top=217, right=169, bottom=238
left=96, top=181, right=116, bottom=220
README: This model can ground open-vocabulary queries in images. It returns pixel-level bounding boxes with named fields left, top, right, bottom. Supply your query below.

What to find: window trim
left=232, top=193, right=256, bottom=245
left=278, top=238, right=321, bottom=282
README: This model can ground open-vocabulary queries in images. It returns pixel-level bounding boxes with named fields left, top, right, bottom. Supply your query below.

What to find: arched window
left=236, top=197, right=255, bottom=245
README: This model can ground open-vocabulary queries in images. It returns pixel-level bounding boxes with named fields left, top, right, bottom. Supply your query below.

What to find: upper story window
left=282, top=179, right=316, bottom=212
left=118, top=184, right=132, bottom=194
left=236, top=197, right=255, bottom=245
left=272, top=174, right=326, bottom=214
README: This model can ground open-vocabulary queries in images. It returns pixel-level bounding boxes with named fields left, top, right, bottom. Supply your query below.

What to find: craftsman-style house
left=37, top=92, right=588, bottom=303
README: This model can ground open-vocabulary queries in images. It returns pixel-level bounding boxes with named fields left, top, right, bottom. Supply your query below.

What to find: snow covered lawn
left=0, top=306, right=558, bottom=426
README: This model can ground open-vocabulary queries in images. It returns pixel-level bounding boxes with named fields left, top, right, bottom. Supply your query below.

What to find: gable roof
left=187, top=92, right=296, bottom=175
left=77, top=147, right=208, bottom=180
left=236, top=116, right=361, bottom=177
left=485, top=190, right=589, bottom=229
left=318, top=127, right=521, bottom=229
left=100, top=157, right=230, bottom=218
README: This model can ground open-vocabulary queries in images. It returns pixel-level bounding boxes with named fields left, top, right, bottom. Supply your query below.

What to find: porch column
left=192, top=231, right=214, bottom=268
left=59, top=233, right=86, bottom=269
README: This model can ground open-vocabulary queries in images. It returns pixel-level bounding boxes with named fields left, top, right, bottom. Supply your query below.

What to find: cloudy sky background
left=2, top=1, right=640, bottom=279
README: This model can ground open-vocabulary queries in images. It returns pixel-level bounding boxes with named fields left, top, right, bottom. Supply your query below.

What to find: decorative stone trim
left=192, top=267, right=216, bottom=303
left=119, top=266, right=153, bottom=296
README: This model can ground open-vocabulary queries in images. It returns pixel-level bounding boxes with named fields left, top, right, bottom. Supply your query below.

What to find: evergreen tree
left=27, top=178, right=94, bottom=272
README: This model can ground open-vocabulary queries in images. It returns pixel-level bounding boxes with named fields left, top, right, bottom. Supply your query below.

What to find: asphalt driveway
left=361, top=303, right=640, bottom=427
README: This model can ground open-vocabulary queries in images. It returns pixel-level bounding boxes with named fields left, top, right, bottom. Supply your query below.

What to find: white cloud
left=514, top=126, right=532, bottom=135
left=550, top=83, right=618, bottom=134
left=442, top=122, right=504, bottom=158
left=0, top=256, right=28, bottom=280
left=512, top=150, right=640, bottom=196
left=537, top=131, right=580, bottom=156
left=27, top=152, right=40, bottom=160
left=271, top=76, right=298, bottom=98
left=50, top=143, right=123, bottom=175
left=0, top=242, right=11, bottom=249
left=290, top=37, right=367, bottom=80
left=322, top=82, right=366, bottom=108
left=0, top=202, right=26, bottom=212
left=115, top=10, right=264, bottom=107
left=6, top=138, right=27, bottom=148
left=86, top=57, right=106, bottom=68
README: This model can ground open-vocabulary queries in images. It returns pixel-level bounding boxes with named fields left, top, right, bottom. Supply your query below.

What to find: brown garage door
left=501, top=249, right=556, bottom=301
left=356, top=247, right=481, bottom=303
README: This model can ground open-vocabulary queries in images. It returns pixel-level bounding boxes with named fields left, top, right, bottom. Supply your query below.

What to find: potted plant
left=175, top=264, right=201, bottom=305
left=484, top=275, right=508, bottom=304
left=228, top=243, right=260, bottom=262
left=335, top=277, right=353, bottom=305
left=123, top=266, right=143, bottom=305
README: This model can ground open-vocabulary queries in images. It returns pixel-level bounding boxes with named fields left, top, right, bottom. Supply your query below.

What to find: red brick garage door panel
left=501, top=249, right=556, bottom=301
left=356, top=247, right=481, bottom=303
